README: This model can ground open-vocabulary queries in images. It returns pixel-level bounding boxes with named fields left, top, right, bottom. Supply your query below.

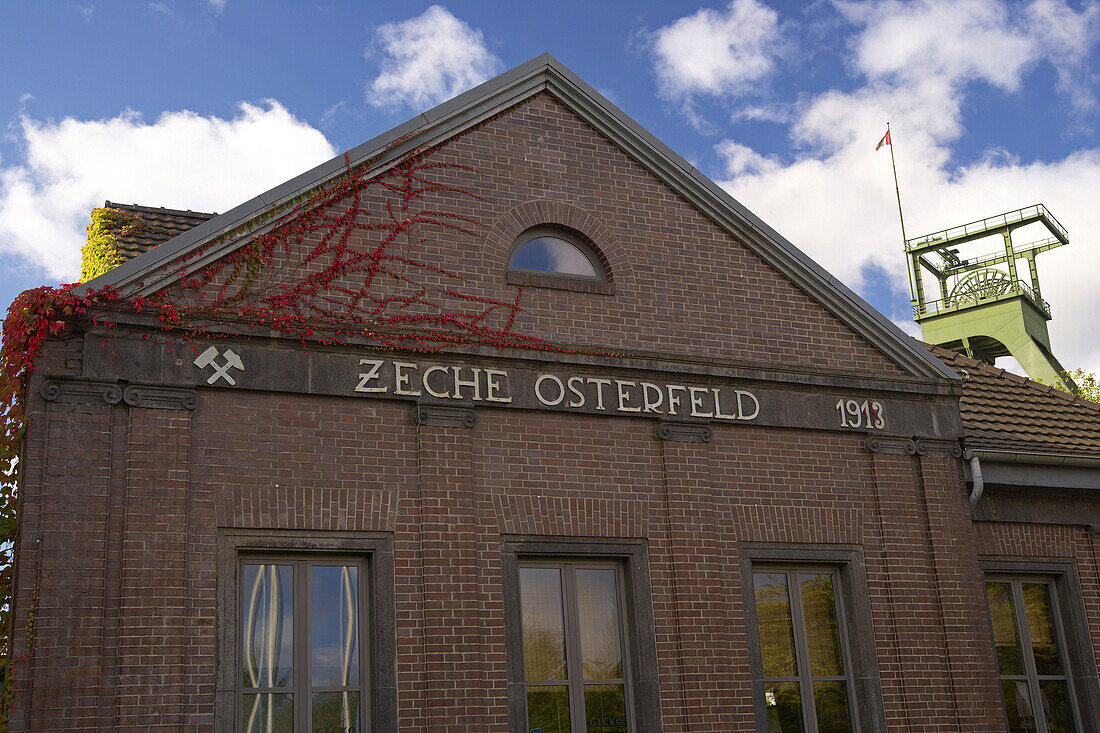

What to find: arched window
left=508, top=227, right=605, bottom=281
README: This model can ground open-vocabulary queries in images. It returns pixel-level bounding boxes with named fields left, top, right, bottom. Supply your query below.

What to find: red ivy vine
left=0, top=139, right=596, bottom=721
left=0, top=283, right=121, bottom=725
left=129, top=142, right=575, bottom=353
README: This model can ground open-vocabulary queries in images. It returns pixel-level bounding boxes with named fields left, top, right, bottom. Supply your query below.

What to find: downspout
left=963, top=449, right=984, bottom=509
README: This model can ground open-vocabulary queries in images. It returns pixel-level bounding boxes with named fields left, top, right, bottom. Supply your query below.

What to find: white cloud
left=319, top=100, right=348, bottom=128
left=837, top=0, right=1100, bottom=114
left=208, top=0, right=227, bottom=12
left=731, top=102, right=794, bottom=124
left=1025, top=0, right=1100, bottom=111
left=892, top=317, right=922, bottom=339
left=0, top=101, right=335, bottom=281
left=716, top=140, right=780, bottom=176
left=838, top=0, right=1036, bottom=91
left=651, top=0, right=783, bottom=102
left=648, top=0, right=1100, bottom=375
left=366, top=6, right=502, bottom=110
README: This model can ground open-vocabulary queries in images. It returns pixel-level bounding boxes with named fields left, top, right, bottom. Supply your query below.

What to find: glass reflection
left=1001, top=679, right=1036, bottom=732
left=242, top=692, right=293, bottom=733
left=528, top=685, right=571, bottom=733
left=986, top=582, right=1023, bottom=675
left=754, top=573, right=798, bottom=678
left=311, top=565, right=360, bottom=688
left=1038, top=680, right=1075, bottom=733
left=521, top=567, right=568, bottom=681
left=242, top=564, right=294, bottom=689
left=584, top=684, right=627, bottom=733
left=800, top=574, right=842, bottom=677
left=813, top=681, right=851, bottom=733
left=764, top=681, right=804, bottom=732
left=1022, top=583, right=1064, bottom=676
left=576, top=569, right=624, bottom=680
left=511, top=236, right=599, bottom=278
left=311, top=691, right=360, bottom=733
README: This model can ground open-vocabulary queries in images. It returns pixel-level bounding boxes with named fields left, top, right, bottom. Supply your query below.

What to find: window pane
left=1001, top=679, right=1037, bottom=733
left=311, top=565, right=361, bottom=688
left=311, top=691, right=361, bottom=733
left=242, top=564, right=295, bottom=688
left=511, top=236, right=598, bottom=278
left=1038, top=680, right=1076, bottom=733
left=813, top=681, right=852, bottom=733
left=575, top=568, right=624, bottom=680
left=1022, top=583, right=1065, bottom=676
left=241, top=692, right=293, bottom=733
left=583, top=684, right=627, bottom=733
left=521, top=567, right=568, bottom=681
left=763, top=681, right=804, bottom=732
left=754, top=573, right=798, bottom=678
left=986, top=582, right=1024, bottom=675
left=527, top=685, right=571, bottom=733
left=799, top=573, right=843, bottom=677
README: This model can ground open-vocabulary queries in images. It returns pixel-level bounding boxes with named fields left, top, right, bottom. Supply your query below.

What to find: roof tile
left=103, top=201, right=215, bottom=261
left=925, top=343, right=1100, bottom=456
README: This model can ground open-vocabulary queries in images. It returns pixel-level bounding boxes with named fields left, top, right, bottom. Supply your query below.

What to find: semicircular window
left=509, top=227, right=604, bottom=281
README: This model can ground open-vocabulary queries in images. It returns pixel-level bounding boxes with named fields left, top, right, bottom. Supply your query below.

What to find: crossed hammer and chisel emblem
left=193, top=346, right=245, bottom=385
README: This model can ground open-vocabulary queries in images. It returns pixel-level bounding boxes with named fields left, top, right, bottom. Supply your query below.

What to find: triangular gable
left=80, top=54, right=956, bottom=381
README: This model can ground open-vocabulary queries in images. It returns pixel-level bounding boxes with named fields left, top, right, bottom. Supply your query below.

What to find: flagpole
left=884, top=122, right=914, bottom=301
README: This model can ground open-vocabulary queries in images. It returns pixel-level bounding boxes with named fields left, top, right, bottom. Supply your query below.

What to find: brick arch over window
left=485, top=200, right=629, bottom=295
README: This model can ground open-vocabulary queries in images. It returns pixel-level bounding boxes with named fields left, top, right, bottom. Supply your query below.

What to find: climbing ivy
left=80, top=207, right=165, bottom=283
left=0, top=283, right=115, bottom=728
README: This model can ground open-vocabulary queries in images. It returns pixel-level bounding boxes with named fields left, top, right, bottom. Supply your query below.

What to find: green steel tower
left=906, top=204, right=1077, bottom=393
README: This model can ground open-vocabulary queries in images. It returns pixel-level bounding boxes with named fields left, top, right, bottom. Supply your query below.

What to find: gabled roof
left=80, top=54, right=957, bottom=381
left=928, top=344, right=1100, bottom=457
left=103, top=202, right=215, bottom=262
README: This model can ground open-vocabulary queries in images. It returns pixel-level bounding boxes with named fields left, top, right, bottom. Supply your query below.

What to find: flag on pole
left=876, top=129, right=892, bottom=150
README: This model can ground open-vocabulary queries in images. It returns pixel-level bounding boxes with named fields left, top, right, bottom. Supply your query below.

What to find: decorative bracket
left=122, top=385, right=199, bottom=411
left=41, top=379, right=121, bottom=406
left=41, top=379, right=197, bottom=411
left=864, top=434, right=964, bottom=458
left=656, top=420, right=713, bottom=443
left=410, top=405, right=477, bottom=428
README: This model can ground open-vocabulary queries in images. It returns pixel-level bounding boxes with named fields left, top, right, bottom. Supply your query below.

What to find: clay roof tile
left=924, top=343, right=1100, bottom=455
left=103, top=201, right=215, bottom=262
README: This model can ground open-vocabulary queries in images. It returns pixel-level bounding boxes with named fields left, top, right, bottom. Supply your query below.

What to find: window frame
left=237, top=555, right=368, bottom=732
left=980, top=557, right=1100, bottom=731
left=740, top=544, right=886, bottom=733
left=507, top=226, right=607, bottom=282
left=501, top=537, right=662, bottom=733
left=216, top=530, right=396, bottom=733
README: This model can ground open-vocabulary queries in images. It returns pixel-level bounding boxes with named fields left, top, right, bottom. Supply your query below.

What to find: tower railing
left=912, top=277, right=1051, bottom=319
left=905, top=204, right=1068, bottom=251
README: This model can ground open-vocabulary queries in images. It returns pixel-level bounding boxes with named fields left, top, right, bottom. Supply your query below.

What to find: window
left=741, top=546, right=885, bottom=733
left=984, top=576, right=1083, bottom=732
left=520, top=561, right=631, bottom=733
left=508, top=226, right=605, bottom=281
left=502, top=539, right=661, bottom=733
left=217, top=531, right=396, bottom=733
left=751, top=567, right=855, bottom=732
left=980, top=559, right=1100, bottom=731
left=239, top=558, right=366, bottom=732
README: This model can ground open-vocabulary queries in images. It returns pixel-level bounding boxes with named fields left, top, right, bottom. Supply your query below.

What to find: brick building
left=9, top=55, right=1100, bottom=731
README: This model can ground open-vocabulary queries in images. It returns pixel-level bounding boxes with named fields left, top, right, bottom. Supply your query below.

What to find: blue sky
left=2, top=0, right=1098, bottom=373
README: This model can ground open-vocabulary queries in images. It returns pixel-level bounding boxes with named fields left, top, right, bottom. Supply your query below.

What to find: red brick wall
left=12, top=383, right=1024, bottom=731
